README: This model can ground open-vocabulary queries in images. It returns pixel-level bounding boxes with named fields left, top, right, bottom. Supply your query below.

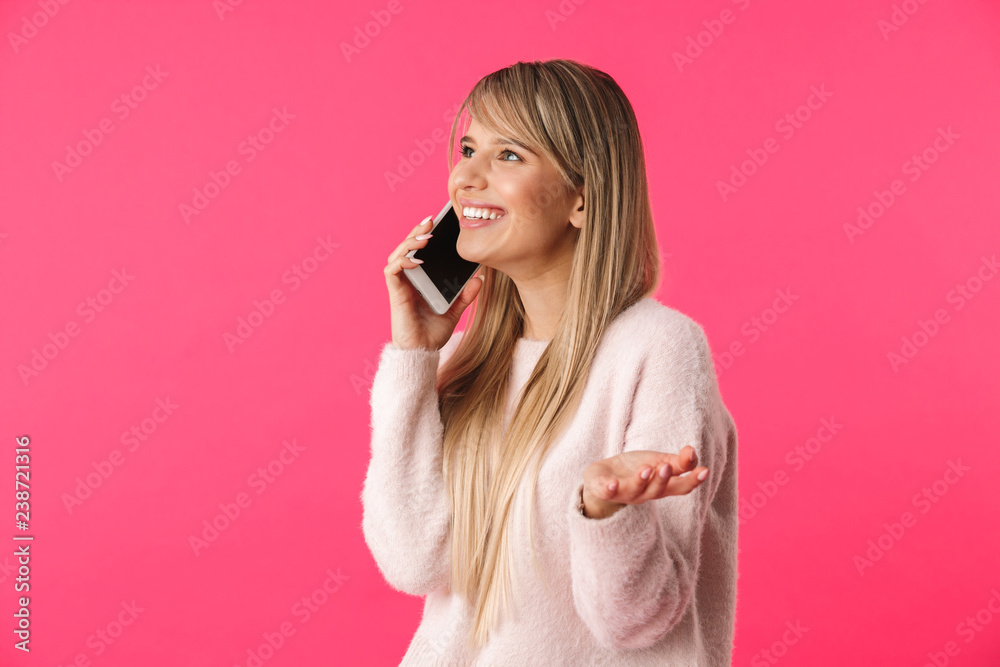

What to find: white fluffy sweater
left=361, top=297, right=739, bottom=666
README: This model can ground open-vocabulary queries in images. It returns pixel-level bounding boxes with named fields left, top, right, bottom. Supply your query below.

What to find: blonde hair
left=437, top=59, right=661, bottom=652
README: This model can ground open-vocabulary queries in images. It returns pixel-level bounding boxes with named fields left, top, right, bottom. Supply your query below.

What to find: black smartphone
left=403, top=201, right=481, bottom=315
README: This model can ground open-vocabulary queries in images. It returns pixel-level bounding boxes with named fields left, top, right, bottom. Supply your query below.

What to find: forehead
left=463, top=117, right=509, bottom=142
left=461, top=118, right=539, bottom=158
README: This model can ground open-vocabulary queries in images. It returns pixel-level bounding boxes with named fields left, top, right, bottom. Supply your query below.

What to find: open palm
left=584, top=446, right=709, bottom=508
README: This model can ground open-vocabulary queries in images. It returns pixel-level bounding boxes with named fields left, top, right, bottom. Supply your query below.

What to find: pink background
left=2, top=0, right=999, bottom=665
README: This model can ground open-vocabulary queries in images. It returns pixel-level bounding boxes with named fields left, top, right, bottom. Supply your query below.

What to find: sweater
left=361, top=297, right=739, bottom=666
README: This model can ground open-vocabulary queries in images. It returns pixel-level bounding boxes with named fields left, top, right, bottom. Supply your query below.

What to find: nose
left=450, top=152, right=489, bottom=192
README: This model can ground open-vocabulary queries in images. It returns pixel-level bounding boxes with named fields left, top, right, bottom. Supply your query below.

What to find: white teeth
left=463, top=206, right=506, bottom=220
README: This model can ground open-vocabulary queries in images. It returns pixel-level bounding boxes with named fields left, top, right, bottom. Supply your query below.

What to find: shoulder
left=596, top=297, right=718, bottom=403
left=605, top=297, right=712, bottom=363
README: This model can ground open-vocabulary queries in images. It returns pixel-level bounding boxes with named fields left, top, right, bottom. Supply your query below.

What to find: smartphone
left=403, top=201, right=482, bottom=315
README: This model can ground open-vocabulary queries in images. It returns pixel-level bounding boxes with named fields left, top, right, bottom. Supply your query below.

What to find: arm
left=565, top=319, right=731, bottom=650
left=360, top=331, right=464, bottom=596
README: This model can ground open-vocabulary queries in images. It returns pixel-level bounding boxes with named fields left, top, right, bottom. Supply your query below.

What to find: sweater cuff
left=566, top=481, right=658, bottom=541
left=375, top=341, right=441, bottom=386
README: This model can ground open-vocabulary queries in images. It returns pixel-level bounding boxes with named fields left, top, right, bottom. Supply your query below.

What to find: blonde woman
left=362, top=59, right=739, bottom=666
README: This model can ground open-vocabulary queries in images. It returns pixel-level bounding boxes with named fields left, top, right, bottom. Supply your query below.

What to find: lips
left=461, top=207, right=506, bottom=221
left=458, top=198, right=508, bottom=217
left=456, top=197, right=508, bottom=228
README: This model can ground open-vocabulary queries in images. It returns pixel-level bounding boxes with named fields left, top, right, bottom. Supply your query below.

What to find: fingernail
left=659, top=464, right=671, bottom=479
left=640, top=468, right=651, bottom=480
left=697, top=469, right=709, bottom=481
left=421, top=216, right=432, bottom=226
left=415, top=233, right=433, bottom=240
left=411, top=258, right=424, bottom=264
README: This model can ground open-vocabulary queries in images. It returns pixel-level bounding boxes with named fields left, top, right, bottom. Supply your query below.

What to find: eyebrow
left=459, top=135, right=538, bottom=157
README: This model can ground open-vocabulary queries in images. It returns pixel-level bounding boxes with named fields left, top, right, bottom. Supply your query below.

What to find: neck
left=511, top=260, right=572, bottom=341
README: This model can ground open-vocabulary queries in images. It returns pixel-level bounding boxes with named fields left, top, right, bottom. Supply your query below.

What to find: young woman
left=362, top=59, right=739, bottom=666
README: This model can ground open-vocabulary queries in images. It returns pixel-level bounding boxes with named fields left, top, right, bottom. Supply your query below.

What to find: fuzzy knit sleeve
left=360, top=331, right=464, bottom=597
left=565, top=318, right=732, bottom=651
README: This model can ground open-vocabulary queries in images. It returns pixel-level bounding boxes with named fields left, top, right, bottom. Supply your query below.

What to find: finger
left=590, top=476, right=620, bottom=502
left=387, top=233, right=434, bottom=265
left=386, top=215, right=434, bottom=263
left=664, top=466, right=710, bottom=496
left=684, top=446, right=699, bottom=471
left=611, top=464, right=655, bottom=504
left=666, top=448, right=698, bottom=474
left=386, top=233, right=437, bottom=277
left=384, top=252, right=428, bottom=289
left=639, top=462, right=673, bottom=502
left=411, top=214, right=433, bottom=235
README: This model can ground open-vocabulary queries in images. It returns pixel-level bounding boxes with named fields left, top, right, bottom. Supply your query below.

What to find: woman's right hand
left=384, top=215, right=484, bottom=351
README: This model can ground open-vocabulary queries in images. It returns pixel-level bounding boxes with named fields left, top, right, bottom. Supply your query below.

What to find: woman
left=362, top=59, right=739, bottom=666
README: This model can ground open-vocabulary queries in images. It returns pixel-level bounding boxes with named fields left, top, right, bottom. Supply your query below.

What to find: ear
left=568, top=186, right=585, bottom=230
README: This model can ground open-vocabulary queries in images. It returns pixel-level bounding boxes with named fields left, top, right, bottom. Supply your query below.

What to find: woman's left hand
left=581, top=446, right=709, bottom=518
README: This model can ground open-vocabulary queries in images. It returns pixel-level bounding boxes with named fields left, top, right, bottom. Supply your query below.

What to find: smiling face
left=448, top=117, right=584, bottom=280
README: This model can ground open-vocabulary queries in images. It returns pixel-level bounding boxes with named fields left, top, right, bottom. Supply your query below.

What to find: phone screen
left=411, top=204, right=481, bottom=305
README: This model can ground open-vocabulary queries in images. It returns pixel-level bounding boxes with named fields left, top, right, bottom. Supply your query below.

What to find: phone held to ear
left=403, top=201, right=482, bottom=315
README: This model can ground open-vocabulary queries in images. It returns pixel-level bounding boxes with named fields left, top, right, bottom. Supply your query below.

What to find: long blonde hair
left=437, top=59, right=661, bottom=652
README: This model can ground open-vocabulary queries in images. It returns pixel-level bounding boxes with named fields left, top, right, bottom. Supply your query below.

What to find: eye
left=459, top=143, right=523, bottom=162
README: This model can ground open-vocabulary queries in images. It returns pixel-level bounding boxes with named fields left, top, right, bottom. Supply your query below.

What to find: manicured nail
left=415, top=233, right=433, bottom=240
left=659, top=464, right=671, bottom=479
left=411, top=258, right=424, bottom=264
left=421, top=216, right=432, bottom=226
left=697, top=469, right=709, bottom=481
left=640, top=468, right=651, bottom=480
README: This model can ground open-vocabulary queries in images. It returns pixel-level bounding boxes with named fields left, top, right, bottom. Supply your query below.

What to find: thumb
left=446, top=275, right=483, bottom=319
left=463, top=274, right=484, bottom=303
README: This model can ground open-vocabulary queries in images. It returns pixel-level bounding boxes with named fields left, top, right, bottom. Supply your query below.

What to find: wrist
left=581, top=485, right=625, bottom=519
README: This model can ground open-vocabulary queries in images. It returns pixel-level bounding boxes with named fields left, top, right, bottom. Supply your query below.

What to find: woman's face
left=448, top=117, right=584, bottom=280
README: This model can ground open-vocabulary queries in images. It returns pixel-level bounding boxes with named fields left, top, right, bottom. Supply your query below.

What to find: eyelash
left=459, top=144, right=523, bottom=162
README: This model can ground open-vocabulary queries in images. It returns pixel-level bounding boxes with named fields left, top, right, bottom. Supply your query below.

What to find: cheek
left=498, top=178, right=546, bottom=214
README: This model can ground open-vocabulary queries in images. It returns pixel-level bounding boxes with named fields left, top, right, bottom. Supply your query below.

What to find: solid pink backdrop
left=1, top=0, right=999, bottom=665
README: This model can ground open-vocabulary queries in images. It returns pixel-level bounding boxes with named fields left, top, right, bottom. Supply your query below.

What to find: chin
left=455, top=237, right=490, bottom=265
